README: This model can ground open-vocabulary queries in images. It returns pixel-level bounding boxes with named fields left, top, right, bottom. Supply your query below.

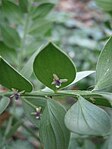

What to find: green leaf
left=93, top=91, right=112, bottom=100
left=21, top=43, right=44, bottom=78
left=102, top=135, right=112, bottom=149
left=96, top=0, right=112, bottom=12
left=0, top=57, right=32, bottom=92
left=69, top=134, right=96, bottom=149
left=39, top=99, right=70, bottom=149
left=33, top=42, right=76, bottom=91
left=83, top=140, right=96, bottom=149
left=0, top=24, right=21, bottom=49
left=31, top=3, right=54, bottom=20
left=60, top=90, right=112, bottom=107
left=37, top=0, right=58, bottom=4
left=19, top=0, right=28, bottom=12
left=68, top=134, right=79, bottom=149
left=0, top=41, right=16, bottom=63
left=29, top=19, right=52, bottom=38
left=22, top=97, right=46, bottom=128
left=65, top=96, right=111, bottom=136
left=20, top=51, right=38, bottom=78
left=1, top=1, right=22, bottom=22
left=8, top=140, right=34, bottom=149
left=31, top=90, right=111, bottom=107
left=68, top=71, right=95, bottom=87
left=6, top=120, right=23, bottom=139
left=0, top=96, right=10, bottom=114
left=95, top=37, right=112, bottom=90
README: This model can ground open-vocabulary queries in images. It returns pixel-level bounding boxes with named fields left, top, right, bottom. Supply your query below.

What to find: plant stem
left=18, top=0, right=32, bottom=68
left=22, top=90, right=111, bottom=107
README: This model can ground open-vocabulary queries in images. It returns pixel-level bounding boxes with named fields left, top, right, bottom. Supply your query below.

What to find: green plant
left=0, top=0, right=55, bottom=69
left=0, top=36, right=112, bottom=149
left=96, top=0, right=112, bottom=13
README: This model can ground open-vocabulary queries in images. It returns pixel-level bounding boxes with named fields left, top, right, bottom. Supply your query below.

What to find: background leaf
left=6, top=119, right=23, bottom=139
left=8, top=140, right=34, bottom=149
left=65, top=96, right=111, bottom=136
left=33, top=42, right=76, bottom=91
left=69, top=133, right=96, bottom=149
left=29, top=19, right=52, bottom=38
left=102, top=135, right=112, bottom=149
left=95, top=37, right=112, bottom=90
left=96, top=0, right=112, bottom=12
left=31, top=3, right=54, bottom=20
left=19, top=0, right=28, bottom=13
left=0, top=96, right=10, bottom=114
left=39, top=99, right=70, bottom=149
left=0, top=24, right=21, bottom=49
left=1, top=0, right=22, bottom=22
left=21, top=48, right=40, bottom=78
left=0, top=57, right=32, bottom=92
left=0, top=41, right=16, bottom=63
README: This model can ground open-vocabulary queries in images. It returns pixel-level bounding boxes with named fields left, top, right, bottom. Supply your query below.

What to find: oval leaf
left=0, top=57, right=32, bottom=92
left=65, top=96, right=111, bottom=136
left=0, top=96, right=10, bottom=114
left=95, top=37, right=112, bottom=90
left=39, top=99, right=70, bottom=149
left=33, top=42, right=76, bottom=91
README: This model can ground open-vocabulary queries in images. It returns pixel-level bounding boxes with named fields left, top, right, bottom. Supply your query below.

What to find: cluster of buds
left=51, top=74, right=68, bottom=88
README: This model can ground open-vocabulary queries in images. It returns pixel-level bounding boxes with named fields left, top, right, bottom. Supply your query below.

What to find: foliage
left=96, top=0, right=112, bottom=13
left=0, top=0, right=112, bottom=149
left=0, top=34, right=112, bottom=148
